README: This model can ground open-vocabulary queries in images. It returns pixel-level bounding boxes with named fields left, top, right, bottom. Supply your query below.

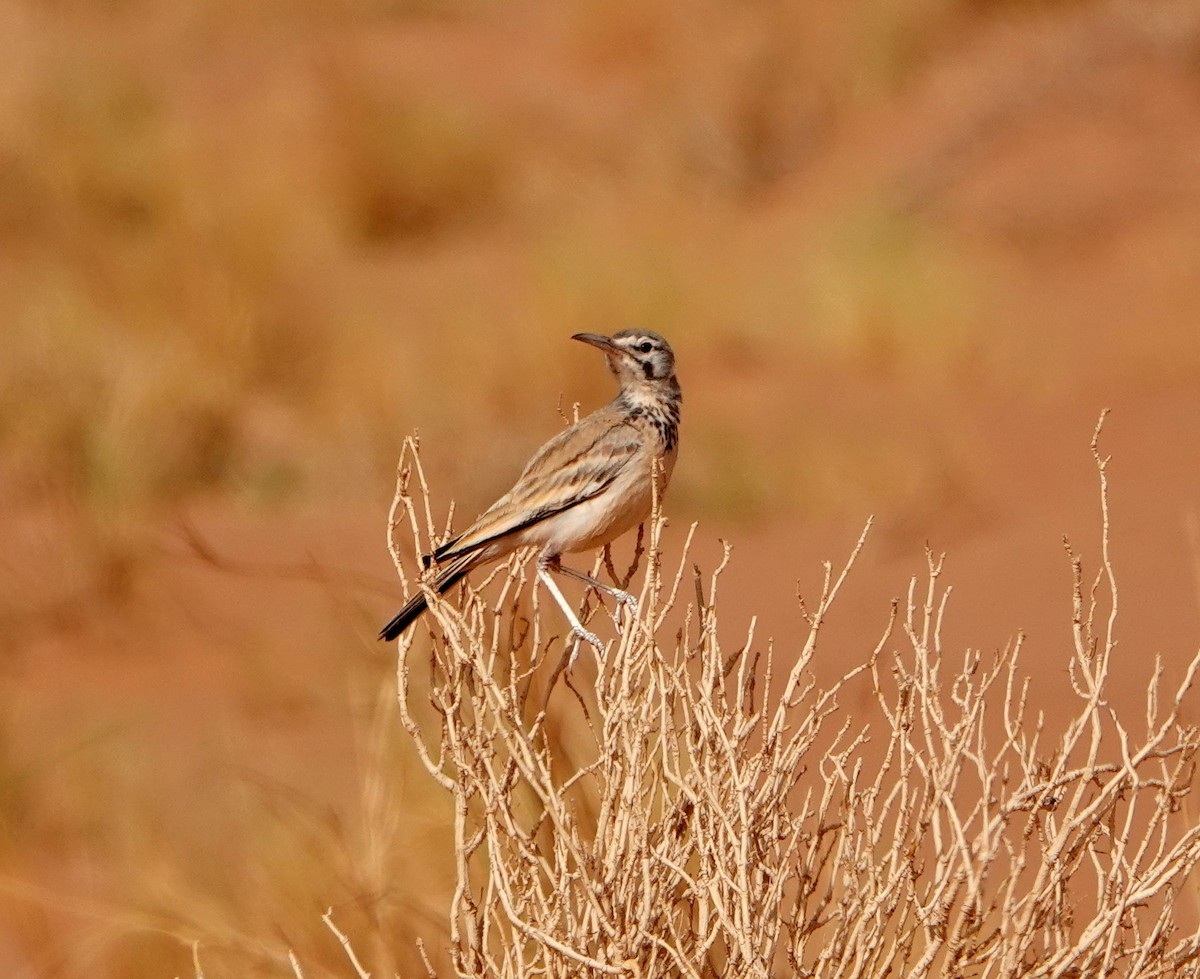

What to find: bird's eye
left=638, top=341, right=653, bottom=353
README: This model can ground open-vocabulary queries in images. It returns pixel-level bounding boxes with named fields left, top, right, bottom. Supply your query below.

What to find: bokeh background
left=3, top=0, right=1200, bottom=974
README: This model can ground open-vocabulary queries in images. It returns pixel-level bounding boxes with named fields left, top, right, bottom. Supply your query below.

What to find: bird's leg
left=536, top=556, right=603, bottom=665
left=549, top=560, right=639, bottom=621
left=559, top=564, right=639, bottom=611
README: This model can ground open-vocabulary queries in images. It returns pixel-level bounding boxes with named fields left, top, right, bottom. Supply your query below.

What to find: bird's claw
left=568, top=626, right=604, bottom=669
left=602, top=589, right=638, bottom=629
left=613, top=589, right=638, bottom=612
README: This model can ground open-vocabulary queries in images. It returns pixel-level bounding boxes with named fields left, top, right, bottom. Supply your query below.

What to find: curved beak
left=571, top=332, right=620, bottom=356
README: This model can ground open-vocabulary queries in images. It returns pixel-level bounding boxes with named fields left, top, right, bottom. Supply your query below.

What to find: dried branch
left=376, top=415, right=1200, bottom=979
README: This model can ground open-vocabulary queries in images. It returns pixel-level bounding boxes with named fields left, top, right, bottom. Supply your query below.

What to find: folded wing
left=433, top=416, right=642, bottom=562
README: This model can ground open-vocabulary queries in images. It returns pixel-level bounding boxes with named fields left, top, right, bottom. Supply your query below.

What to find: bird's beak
left=572, top=332, right=620, bottom=356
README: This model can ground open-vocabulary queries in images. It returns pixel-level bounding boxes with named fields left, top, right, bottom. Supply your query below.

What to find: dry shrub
left=351, top=416, right=1200, bottom=979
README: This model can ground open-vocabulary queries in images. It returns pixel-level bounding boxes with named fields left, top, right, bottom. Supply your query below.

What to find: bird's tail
left=378, top=553, right=475, bottom=641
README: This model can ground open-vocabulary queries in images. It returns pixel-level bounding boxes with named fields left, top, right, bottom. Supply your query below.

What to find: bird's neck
left=616, top=377, right=681, bottom=452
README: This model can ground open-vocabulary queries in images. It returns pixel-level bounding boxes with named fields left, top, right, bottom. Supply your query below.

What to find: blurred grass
left=326, top=83, right=508, bottom=244
left=0, top=0, right=989, bottom=525
left=0, top=638, right=454, bottom=976
left=4, top=0, right=1190, bottom=528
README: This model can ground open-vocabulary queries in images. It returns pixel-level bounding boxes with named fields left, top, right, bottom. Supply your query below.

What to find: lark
left=380, top=330, right=681, bottom=653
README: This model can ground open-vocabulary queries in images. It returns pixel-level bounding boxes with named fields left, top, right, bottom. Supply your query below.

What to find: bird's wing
left=433, top=412, right=639, bottom=561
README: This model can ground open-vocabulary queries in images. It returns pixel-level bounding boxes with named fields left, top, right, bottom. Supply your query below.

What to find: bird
left=379, top=330, right=681, bottom=653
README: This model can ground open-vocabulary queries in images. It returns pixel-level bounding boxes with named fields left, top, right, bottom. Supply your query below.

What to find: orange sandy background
left=2, top=0, right=1200, bottom=974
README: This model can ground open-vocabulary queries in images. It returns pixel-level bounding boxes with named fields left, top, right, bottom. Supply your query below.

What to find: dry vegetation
left=292, top=418, right=1200, bottom=979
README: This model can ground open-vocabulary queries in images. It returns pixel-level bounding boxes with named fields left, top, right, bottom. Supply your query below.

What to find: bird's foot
left=612, top=588, right=638, bottom=614
left=601, top=589, right=638, bottom=631
left=568, top=626, right=605, bottom=669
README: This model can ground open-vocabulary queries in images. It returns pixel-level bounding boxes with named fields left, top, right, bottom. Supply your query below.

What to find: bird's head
left=572, top=330, right=676, bottom=387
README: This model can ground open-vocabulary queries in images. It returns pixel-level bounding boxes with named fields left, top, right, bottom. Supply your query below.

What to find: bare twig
left=369, top=424, right=1200, bottom=979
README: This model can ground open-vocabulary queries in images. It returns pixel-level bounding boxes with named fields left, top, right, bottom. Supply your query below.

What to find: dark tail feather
left=377, top=593, right=430, bottom=642
left=378, top=556, right=474, bottom=641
